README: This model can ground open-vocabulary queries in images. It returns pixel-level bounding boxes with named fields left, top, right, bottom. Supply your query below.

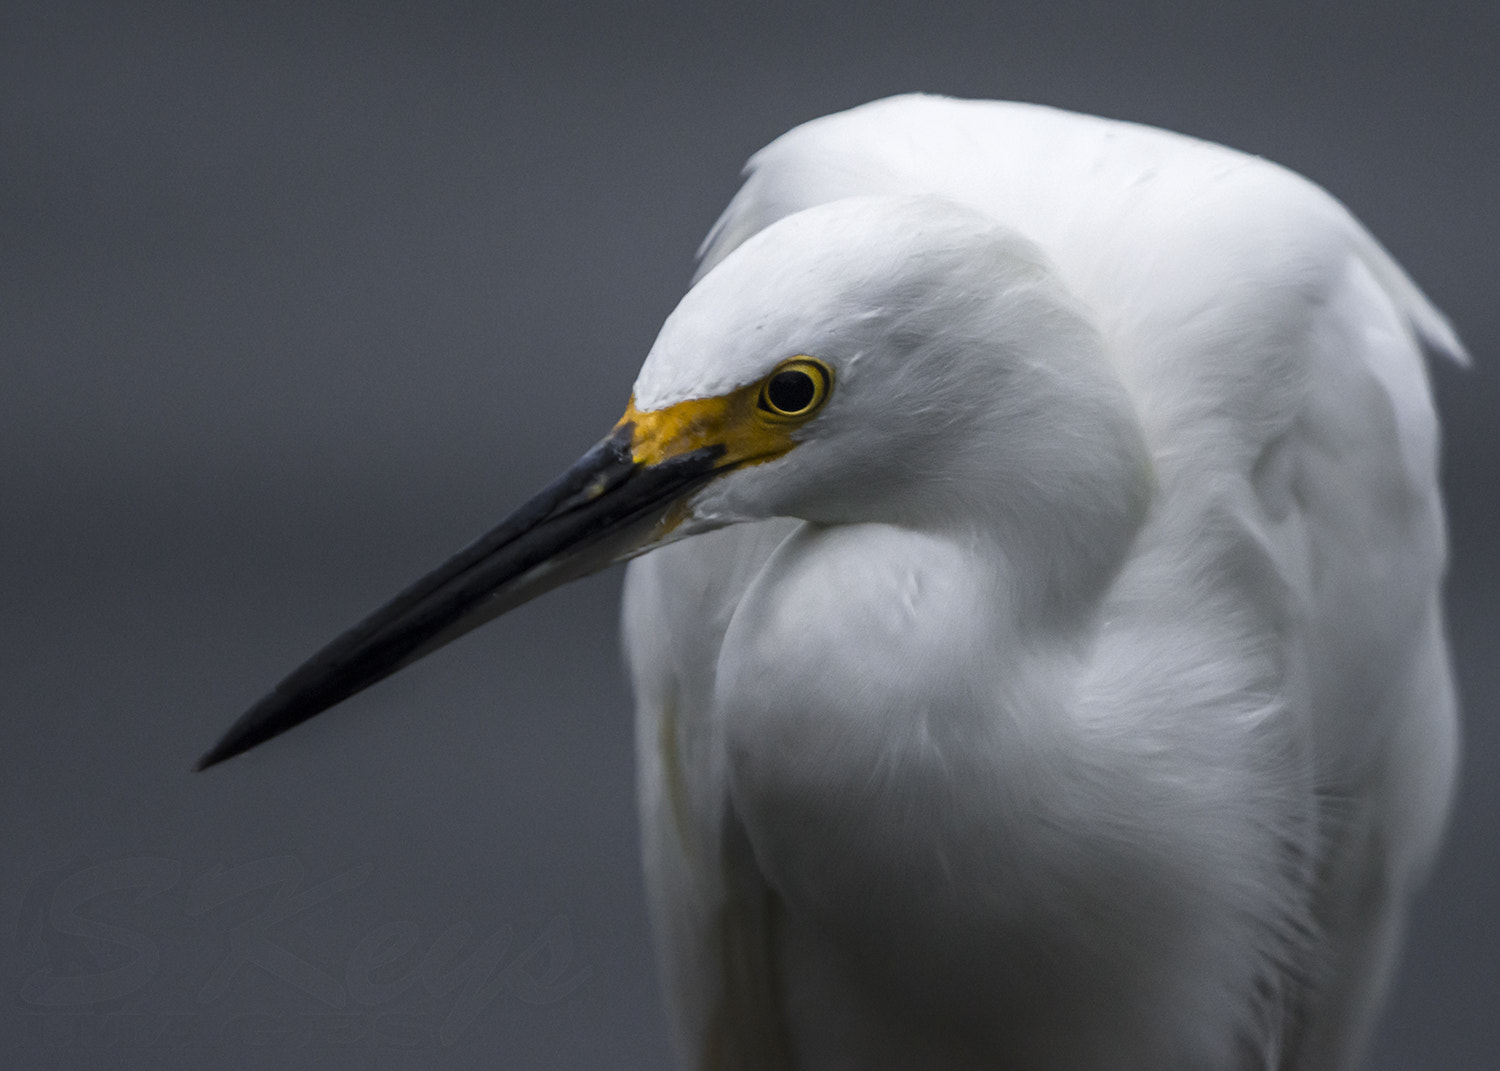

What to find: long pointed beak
left=195, top=421, right=723, bottom=770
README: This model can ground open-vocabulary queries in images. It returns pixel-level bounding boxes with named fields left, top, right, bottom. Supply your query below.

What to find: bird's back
left=625, top=96, right=1460, bottom=1070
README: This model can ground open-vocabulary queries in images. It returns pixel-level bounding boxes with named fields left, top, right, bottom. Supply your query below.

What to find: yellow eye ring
left=757, top=357, right=833, bottom=420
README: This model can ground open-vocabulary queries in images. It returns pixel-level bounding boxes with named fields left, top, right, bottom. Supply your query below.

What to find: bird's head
left=198, top=196, right=1149, bottom=769
left=629, top=195, right=1131, bottom=529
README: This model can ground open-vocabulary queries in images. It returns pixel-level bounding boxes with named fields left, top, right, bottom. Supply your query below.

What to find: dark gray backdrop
left=4, top=2, right=1496, bottom=1068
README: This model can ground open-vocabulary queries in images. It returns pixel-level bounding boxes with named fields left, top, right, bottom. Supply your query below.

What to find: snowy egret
left=199, top=96, right=1462, bottom=1071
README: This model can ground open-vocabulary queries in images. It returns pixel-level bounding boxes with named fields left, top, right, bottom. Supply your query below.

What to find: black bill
left=195, top=423, right=723, bottom=770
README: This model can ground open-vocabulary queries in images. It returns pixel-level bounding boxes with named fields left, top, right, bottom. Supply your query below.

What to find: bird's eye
left=758, top=357, right=833, bottom=420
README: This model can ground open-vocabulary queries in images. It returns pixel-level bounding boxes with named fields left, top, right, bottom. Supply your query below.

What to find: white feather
left=623, top=95, right=1460, bottom=1071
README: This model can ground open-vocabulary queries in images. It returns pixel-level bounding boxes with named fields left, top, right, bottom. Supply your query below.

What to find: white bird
left=199, top=95, right=1463, bottom=1071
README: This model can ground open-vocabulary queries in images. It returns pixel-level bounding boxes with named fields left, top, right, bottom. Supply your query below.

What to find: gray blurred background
left=3, top=2, right=1496, bottom=1068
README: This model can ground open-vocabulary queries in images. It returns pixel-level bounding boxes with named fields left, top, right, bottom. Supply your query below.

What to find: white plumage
left=201, top=93, right=1462, bottom=1071
left=621, top=96, right=1461, bottom=1071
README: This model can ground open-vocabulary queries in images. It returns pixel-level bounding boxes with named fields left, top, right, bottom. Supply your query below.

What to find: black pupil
left=767, top=370, right=817, bottom=413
